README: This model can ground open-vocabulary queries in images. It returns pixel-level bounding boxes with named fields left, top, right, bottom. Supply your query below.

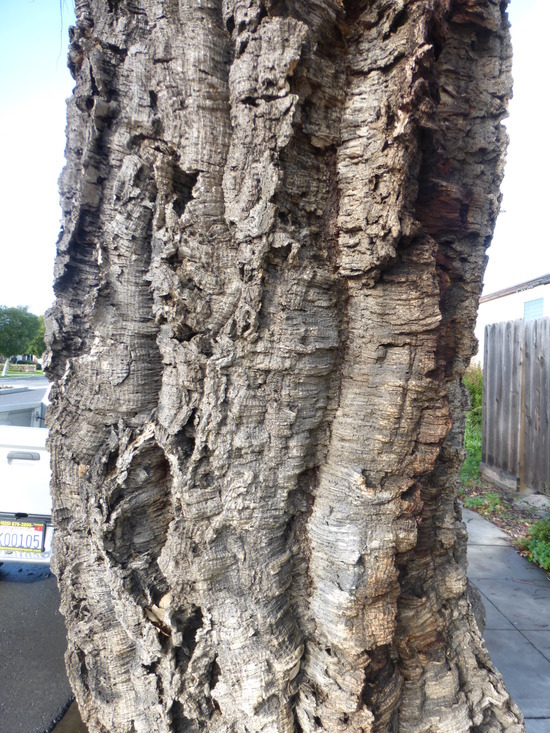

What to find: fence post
left=518, top=320, right=526, bottom=493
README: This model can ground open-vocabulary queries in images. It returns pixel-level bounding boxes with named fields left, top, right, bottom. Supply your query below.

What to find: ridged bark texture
left=46, top=1, right=522, bottom=731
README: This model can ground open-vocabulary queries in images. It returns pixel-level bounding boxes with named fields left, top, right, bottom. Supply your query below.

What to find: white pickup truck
left=0, top=386, right=53, bottom=565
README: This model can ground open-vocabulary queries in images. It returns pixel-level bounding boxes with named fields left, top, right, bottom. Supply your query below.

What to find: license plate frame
left=0, top=518, right=46, bottom=553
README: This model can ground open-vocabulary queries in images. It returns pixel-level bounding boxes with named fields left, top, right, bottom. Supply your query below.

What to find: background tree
left=26, top=315, right=46, bottom=360
left=0, top=305, right=42, bottom=359
left=46, top=1, right=523, bottom=732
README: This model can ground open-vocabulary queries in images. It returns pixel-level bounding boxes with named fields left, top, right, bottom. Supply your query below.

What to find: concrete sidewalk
left=464, top=507, right=550, bottom=733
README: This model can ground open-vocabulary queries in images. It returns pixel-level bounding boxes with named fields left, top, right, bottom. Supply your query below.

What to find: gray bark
left=46, top=1, right=523, bottom=731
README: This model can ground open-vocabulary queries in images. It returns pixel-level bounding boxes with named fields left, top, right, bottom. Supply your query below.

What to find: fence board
left=508, top=320, right=522, bottom=474
left=524, top=320, right=537, bottom=489
left=486, top=322, right=497, bottom=468
left=482, top=317, right=550, bottom=494
left=541, top=319, right=550, bottom=490
left=495, top=323, right=505, bottom=470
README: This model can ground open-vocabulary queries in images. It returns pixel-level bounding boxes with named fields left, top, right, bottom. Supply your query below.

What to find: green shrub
left=460, top=365, right=483, bottom=482
left=461, top=415, right=482, bottom=482
left=529, top=519, right=550, bottom=542
left=520, top=519, right=550, bottom=570
left=463, top=364, right=483, bottom=431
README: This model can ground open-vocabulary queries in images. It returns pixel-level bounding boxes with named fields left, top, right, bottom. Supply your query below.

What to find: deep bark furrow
left=394, top=6, right=523, bottom=732
left=299, top=4, right=446, bottom=729
left=174, top=5, right=347, bottom=729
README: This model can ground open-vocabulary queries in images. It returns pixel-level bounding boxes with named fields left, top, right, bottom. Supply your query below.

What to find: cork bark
left=46, top=1, right=523, bottom=731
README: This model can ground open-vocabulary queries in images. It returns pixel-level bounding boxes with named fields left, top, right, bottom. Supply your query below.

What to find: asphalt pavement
left=0, top=563, right=72, bottom=733
left=0, top=376, right=49, bottom=390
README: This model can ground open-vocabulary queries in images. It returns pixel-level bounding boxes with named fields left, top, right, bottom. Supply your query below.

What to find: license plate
left=0, top=519, right=45, bottom=553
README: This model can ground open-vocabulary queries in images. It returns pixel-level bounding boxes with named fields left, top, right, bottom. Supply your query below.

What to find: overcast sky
left=0, top=0, right=546, bottom=315
left=483, top=0, right=550, bottom=293
left=0, top=0, right=75, bottom=316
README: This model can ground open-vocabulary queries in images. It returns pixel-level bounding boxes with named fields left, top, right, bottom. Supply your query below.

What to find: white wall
left=473, top=283, right=550, bottom=365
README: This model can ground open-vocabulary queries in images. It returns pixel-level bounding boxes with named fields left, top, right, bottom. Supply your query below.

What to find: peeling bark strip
left=46, top=1, right=522, bottom=732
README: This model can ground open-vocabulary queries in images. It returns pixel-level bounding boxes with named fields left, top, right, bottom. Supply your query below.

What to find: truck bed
left=0, top=425, right=53, bottom=565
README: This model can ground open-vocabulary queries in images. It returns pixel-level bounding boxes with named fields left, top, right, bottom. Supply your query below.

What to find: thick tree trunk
left=46, top=1, right=522, bottom=731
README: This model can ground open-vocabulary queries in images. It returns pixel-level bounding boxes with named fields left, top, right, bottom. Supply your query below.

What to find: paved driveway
left=0, top=562, right=72, bottom=733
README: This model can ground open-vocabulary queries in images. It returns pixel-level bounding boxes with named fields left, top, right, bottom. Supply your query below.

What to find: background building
left=474, top=274, right=550, bottom=364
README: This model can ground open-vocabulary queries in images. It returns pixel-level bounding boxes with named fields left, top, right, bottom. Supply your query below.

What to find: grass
left=4, top=369, right=43, bottom=377
left=463, top=491, right=503, bottom=514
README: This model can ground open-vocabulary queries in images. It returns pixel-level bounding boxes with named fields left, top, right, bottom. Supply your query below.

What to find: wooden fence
left=481, top=317, right=550, bottom=494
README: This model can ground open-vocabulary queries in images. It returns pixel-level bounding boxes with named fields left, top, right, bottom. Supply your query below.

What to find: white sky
left=484, top=0, right=550, bottom=293
left=0, top=0, right=75, bottom=316
left=0, top=0, right=546, bottom=315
